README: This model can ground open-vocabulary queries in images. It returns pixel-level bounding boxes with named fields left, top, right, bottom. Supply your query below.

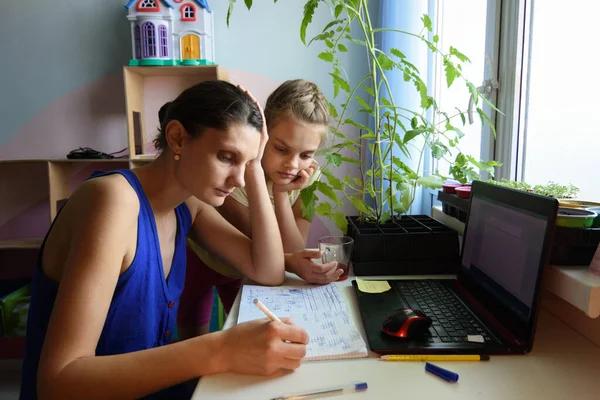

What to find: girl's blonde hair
left=264, top=79, right=330, bottom=143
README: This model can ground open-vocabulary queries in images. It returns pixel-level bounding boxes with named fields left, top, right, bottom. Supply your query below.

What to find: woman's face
left=261, top=115, right=324, bottom=185
left=178, top=123, right=261, bottom=206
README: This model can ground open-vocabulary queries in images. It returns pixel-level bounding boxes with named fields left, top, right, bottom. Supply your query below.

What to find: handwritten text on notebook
left=238, top=283, right=368, bottom=361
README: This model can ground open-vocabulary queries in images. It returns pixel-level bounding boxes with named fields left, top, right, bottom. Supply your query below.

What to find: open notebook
left=238, top=283, right=368, bottom=361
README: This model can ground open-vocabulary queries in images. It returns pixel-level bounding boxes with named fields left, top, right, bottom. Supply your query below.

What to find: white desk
left=194, top=274, right=600, bottom=400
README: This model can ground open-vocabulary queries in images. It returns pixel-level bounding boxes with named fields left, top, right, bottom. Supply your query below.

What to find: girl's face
left=178, top=123, right=261, bottom=206
left=262, top=115, right=325, bottom=185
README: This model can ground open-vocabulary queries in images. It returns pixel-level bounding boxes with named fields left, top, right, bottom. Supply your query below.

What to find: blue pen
left=271, top=382, right=368, bottom=400
left=425, top=362, right=459, bottom=383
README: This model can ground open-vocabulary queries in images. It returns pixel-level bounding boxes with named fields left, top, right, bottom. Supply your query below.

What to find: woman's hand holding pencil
left=215, top=299, right=309, bottom=376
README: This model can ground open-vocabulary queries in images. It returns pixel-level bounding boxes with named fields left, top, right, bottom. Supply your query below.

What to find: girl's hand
left=285, top=249, right=342, bottom=284
left=272, top=161, right=318, bottom=193
left=238, top=85, right=269, bottom=161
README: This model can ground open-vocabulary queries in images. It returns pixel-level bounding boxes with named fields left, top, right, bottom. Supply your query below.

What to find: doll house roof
left=124, top=0, right=211, bottom=12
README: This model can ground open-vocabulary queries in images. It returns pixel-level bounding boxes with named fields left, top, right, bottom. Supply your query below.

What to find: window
left=134, top=25, right=141, bottom=59
left=515, top=1, right=600, bottom=200
left=159, top=25, right=168, bottom=57
left=421, top=0, right=502, bottom=213
left=141, top=22, right=156, bottom=58
left=429, top=0, right=499, bottom=180
left=181, top=4, right=196, bottom=21
left=137, top=0, right=159, bottom=11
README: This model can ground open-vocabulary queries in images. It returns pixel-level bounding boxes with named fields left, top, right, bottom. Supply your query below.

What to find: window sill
left=432, top=205, right=600, bottom=318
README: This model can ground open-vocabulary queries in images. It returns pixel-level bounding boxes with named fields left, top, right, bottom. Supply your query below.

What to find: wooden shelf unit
left=0, top=66, right=229, bottom=357
left=123, top=65, right=227, bottom=159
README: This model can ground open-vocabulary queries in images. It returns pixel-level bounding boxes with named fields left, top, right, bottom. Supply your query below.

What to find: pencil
left=380, top=354, right=489, bottom=361
left=253, top=298, right=282, bottom=323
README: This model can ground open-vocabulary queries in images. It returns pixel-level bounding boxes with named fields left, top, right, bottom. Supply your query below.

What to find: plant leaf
left=333, top=210, right=348, bottom=234
left=362, top=85, right=375, bottom=97
left=350, top=196, right=372, bottom=214
left=334, top=4, right=344, bottom=18
left=355, top=95, right=373, bottom=113
left=226, top=0, right=236, bottom=26
left=444, top=59, right=458, bottom=87
left=328, top=102, right=339, bottom=118
left=322, top=19, right=344, bottom=33
left=326, top=153, right=343, bottom=167
left=350, top=37, right=367, bottom=47
left=338, top=43, right=348, bottom=52
left=340, top=156, right=362, bottom=164
left=377, top=53, right=394, bottom=70
left=344, top=118, right=373, bottom=135
left=301, top=0, right=319, bottom=44
left=450, top=46, right=470, bottom=63
left=390, top=48, right=406, bottom=59
left=329, top=72, right=351, bottom=92
left=404, top=128, right=426, bottom=144
left=467, top=82, right=479, bottom=105
left=315, top=201, right=332, bottom=216
left=299, top=184, right=317, bottom=220
left=421, top=14, right=433, bottom=32
left=455, top=107, right=466, bottom=125
left=322, top=168, right=343, bottom=190
left=316, top=181, right=341, bottom=205
left=477, top=107, right=497, bottom=137
left=244, top=0, right=252, bottom=9
left=417, top=175, right=443, bottom=189
left=433, top=34, right=439, bottom=43
left=318, top=52, right=334, bottom=63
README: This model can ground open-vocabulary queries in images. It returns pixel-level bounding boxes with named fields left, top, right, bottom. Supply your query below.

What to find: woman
left=20, top=81, right=309, bottom=400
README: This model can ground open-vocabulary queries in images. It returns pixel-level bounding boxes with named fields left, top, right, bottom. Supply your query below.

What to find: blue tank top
left=20, top=169, right=194, bottom=400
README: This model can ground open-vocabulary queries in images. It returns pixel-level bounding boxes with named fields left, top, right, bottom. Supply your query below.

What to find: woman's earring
left=174, top=154, right=180, bottom=161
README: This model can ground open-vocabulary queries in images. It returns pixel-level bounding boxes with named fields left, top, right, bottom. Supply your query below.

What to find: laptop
left=352, top=180, right=559, bottom=355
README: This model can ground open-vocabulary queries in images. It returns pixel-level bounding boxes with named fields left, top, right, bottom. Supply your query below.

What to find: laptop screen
left=458, top=181, right=557, bottom=344
left=461, top=195, right=547, bottom=321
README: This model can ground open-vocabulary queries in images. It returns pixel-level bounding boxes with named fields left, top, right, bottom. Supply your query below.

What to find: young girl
left=20, top=81, right=311, bottom=400
left=178, top=79, right=340, bottom=339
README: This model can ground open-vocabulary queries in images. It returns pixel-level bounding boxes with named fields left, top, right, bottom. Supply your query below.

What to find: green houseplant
left=228, top=0, right=500, bottom=232
left=228, top=0, right=501, bottom=275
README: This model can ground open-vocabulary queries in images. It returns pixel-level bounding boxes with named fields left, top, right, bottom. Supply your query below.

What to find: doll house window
left=138, top=0, right=160, bottom=11
left=134, top=25, right=141, bottom=58
left=181, top=4, right=196, bottom=21
left=159, top=25, right=168, bottom=57
left=142, top=22, right=156, bottom=58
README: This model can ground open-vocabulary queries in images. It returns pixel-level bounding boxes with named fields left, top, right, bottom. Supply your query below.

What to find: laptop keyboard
left=394, top=280, right=494, bottom=344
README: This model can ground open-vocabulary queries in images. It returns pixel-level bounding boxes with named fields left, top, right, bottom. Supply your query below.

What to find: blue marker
left=271, top=382, right=368, bottom=400
left=425, top=362, right=459, bottom=383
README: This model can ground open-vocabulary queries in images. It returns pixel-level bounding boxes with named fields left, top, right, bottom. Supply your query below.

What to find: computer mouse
left=381, top=308, right=432, bottom=339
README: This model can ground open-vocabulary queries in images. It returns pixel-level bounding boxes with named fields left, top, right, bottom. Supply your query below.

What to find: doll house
left=125, top=0, right=214, bottom=66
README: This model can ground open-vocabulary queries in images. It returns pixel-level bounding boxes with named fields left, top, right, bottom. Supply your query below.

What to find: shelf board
left=432, top=205, right=600, bottom=318
left=0, top=238, right=43, bottom=249
left=125, top=65, right=221, bottom=77
left=0, top=158, right=130, bottom=164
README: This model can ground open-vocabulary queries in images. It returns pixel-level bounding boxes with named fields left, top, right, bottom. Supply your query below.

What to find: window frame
left=181, top=4, right=197, bottom=21
left=137, top=0, right=160, bottom=12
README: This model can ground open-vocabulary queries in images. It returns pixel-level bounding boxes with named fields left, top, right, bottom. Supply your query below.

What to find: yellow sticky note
left=356, top=278, right=391, bottom=293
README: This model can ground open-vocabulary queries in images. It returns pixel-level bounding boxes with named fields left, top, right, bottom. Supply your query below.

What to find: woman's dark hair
left=154, top=80, right=263, bottom=150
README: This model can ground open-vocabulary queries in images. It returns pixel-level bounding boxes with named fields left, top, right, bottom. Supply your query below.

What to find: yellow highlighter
left=380, top=354, right=489, bottom=362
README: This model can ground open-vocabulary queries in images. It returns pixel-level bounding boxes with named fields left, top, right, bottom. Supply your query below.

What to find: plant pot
left=347, top=215, right=460, bottom=276
left=550, top=225, right=600, bottom=265
left=556, top=207, right=597, bottom=228
left=455, top=186, right=472, bottom=199
left=441, top=183, right=463, bottom=194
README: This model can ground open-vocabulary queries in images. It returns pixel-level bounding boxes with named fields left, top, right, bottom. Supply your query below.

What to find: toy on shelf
left=125, top=0, right=214, bottom=66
